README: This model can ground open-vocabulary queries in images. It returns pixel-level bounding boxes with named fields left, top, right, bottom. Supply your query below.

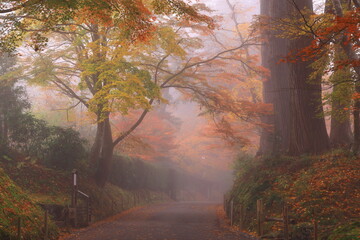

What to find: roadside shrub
left=40, top=126, right=87, bottom=170
left=7, top=113, right=87, bottom=170
left=229, top=151, right=360, bottom=238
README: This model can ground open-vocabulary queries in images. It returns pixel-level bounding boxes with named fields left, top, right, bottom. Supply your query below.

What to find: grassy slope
left=0, top=149, right=169, bottom=239
left=0, top=167, right=58, bottom=239
left=229, top=151, right=360, bottom=239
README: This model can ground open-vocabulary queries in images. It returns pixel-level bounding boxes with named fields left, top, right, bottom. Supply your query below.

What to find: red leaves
left=284, top=8, right=360, bottom=69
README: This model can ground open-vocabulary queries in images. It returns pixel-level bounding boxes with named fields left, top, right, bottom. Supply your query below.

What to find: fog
left=19, top=0, right=269, bottom=202
left=10, top=0, right=326, bottom=201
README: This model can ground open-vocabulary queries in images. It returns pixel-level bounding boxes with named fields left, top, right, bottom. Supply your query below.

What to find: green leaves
left=28, top=55, right=57, bottom=86
left=84, top=58, right=161, bottom=117
left=8, top=112, right=87, bottom=170
left=157, top=26, right=186, bottom=57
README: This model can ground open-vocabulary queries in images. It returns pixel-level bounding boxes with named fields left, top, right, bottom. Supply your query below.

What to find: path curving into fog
left=61, top=202, right=256, bottom=240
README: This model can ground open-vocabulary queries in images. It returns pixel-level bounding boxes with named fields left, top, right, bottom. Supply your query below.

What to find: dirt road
left=62, top=202, right=256, bottom=240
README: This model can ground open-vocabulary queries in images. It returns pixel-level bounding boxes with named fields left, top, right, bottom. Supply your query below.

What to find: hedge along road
left=61, top=202, right=257, bottom=240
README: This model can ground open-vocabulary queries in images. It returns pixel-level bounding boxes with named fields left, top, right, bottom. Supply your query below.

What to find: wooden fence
left=12, top=209, right=50, bottom=240
left=224, top=196, right=319, bottom=240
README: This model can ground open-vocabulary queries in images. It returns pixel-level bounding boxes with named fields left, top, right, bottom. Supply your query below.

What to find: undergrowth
left=229, top=150, right=360, bottom=239
left=0, top=148, right=169, bottom=239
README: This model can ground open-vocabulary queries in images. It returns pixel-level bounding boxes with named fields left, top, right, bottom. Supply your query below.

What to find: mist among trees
left=0, top=0, right=359, bottom=239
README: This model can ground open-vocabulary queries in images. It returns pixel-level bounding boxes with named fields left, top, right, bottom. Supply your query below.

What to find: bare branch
left=112, top=99, right=154, bottom=147
left=52, top=75, right=89, bottom=107
left=161, top=44, right=251, bottom=88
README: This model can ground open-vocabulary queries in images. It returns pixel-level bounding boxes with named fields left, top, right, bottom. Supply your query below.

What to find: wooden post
left=283, top=204, right=289, bottom=240
left=121, top=195, right=124, bottom=210
left=72, top=169, right=78, bottom=207
left=314, top=220, right=318, bottom=240
left=64, top=206, right=70, bottom=233
left=230, top=199, right=234, bottom=226
left=44, top=209, right=49, bottom=240
left=223, top=195, right=226, bottom=212
left=225, top=196, right=229, bottom=217
left=72, top=169, right=78, bottom=227
left=239, top=204, right=244, bottom=231
left=257, top=199, right=264, bottom=237
left=17, top=217, right=21, bottom=240
left=88, top=197, right=92, bottom=223
left=86, top=198, right=90, bottom=226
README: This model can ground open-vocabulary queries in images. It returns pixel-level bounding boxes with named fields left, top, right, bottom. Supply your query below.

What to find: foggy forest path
left=61, top=202, right=256, bottom=240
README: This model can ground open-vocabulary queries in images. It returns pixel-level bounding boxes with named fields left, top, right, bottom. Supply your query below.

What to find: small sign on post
left=72, top=169, right=78, bottom=207
left=72, top=169, right=78, bottom=227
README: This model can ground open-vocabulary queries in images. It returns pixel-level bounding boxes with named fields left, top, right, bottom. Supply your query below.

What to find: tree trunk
left=258, top=0, right=273, bottom=155
left=329, top=0, right=360, bottom=153
left=259, top=0, right=292, bottom=155
left=0, top=113, right=4, bottom=145
left=288, top=0, right=330, bottom=155
left=95, top=117, right=114, bottom=187
left=326, top=0, right=352, bottom=148
left=353, top=85, right=360, bottom=153
left=89, top=121, right=105, bottom=166
left=329, top=64, right=353, bottom=147
left=330, top=108, right=352, bottom=147
left=3, top=112, right=8, bottom=145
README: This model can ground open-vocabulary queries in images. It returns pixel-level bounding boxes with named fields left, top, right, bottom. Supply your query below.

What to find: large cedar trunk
left=330, top=0, right=360, bottom=153
left=260, top=0, right=329, bottom=155
left=330, top=80, right=352, bottom=147
left=95, top=118, right=114, bottom=187
left=258, top=0, right=273, bottom=155
left=259, top=0, right=291, bottom=155
left=257, top=0, right=274, bottom=155
left=0, top=113, right=4, bottom=144
left=330, top=110, right=352, bottom=147
left=353, top=85, right=360, bottom=154
left=327, top=3, right=353, bottom=148
left=288, top=0, right=330, bottom=155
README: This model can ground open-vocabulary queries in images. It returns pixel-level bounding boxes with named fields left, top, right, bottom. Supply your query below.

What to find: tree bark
left=89, top=121, right=105, bottom=166
left=0, top=113, right=4, bottom=144
left=324, top=0, right=353, bottom=148
left=95, top=117, right=114, bottom=187
left=330, top=0, right=360, bottom=153
left=259, top=0, right=330, bottom=155
left=258, top=0, right=273, bottom=155
left=259, top=0, right=292, bottom=155
left=330, top=96, right=353, bottom=147
left=353, top=85, right=360, bottom=153
left=288, top=0, right=330, bottom=155
left=330, top=57, right=353, bottom=147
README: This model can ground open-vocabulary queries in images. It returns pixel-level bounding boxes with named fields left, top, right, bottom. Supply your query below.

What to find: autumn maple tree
left=20, top=0, right=216, bottom=186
